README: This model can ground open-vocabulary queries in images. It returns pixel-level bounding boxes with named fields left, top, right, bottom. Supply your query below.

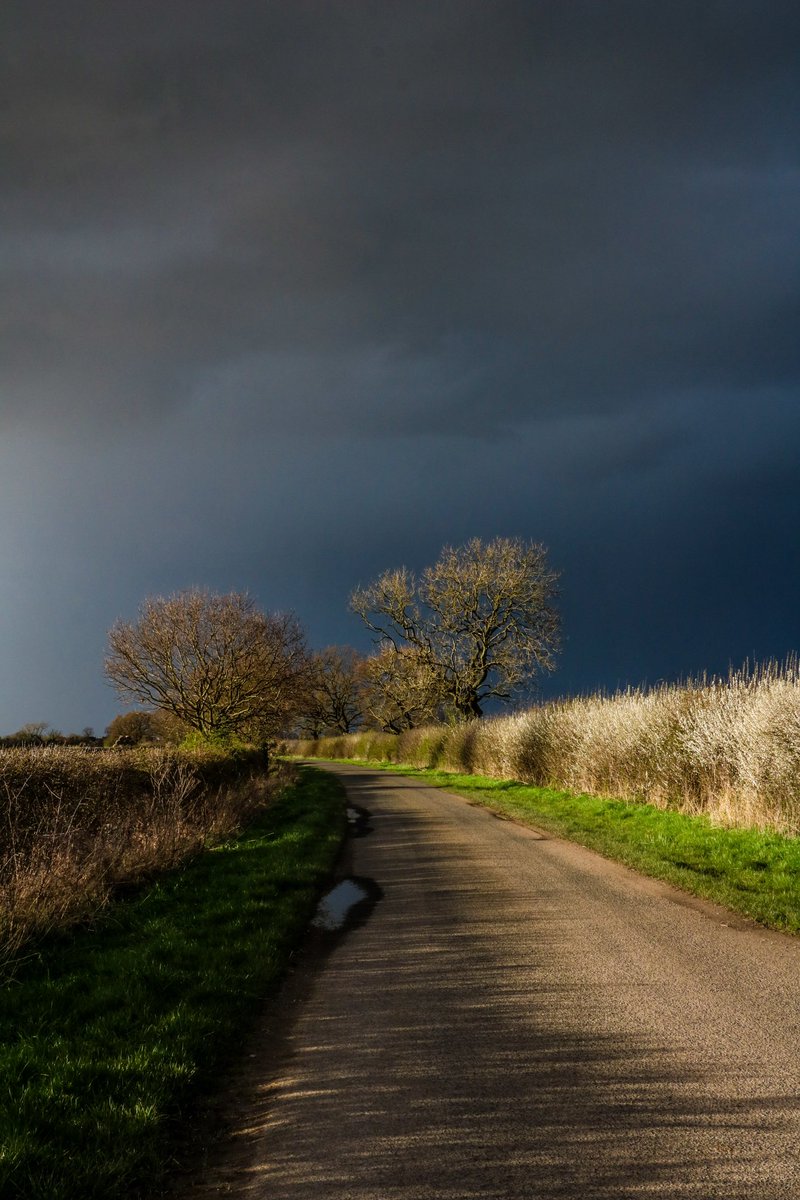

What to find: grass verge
left=0, top=766, right=345, bottom=1200
left=302, top=758, right=800, bottom=935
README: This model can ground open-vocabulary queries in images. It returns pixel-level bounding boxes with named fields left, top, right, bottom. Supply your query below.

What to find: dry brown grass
left=0, top=745, right=285, bottom=964
left=288, top=660, right=800, bottom=835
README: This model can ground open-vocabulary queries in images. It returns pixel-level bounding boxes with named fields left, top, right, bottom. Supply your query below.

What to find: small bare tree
left=361, top=644, right=442, bottom=732
left=351, top=537, right=560, bottom=721
left=104, top=711, right=160, bottom=746
left=103, top=709, right=189, bottom=747
left=9, top=723, right=49, bottom=745
left=105, top=589, right=309, bottom=742
left=299, top=646, right=366, bottom=736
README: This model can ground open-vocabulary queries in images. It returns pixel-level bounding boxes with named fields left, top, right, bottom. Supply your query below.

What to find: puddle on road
left=310, top=876, right=382, bottom=933
left=346, top=805, right=373, bottom=837
left=311, top=879, right=367, bottom=930
left=309, top=803, right=380, bottom=934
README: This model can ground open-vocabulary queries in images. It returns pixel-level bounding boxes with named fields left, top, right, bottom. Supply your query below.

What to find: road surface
left=183, top=763, right=800, bottom=1199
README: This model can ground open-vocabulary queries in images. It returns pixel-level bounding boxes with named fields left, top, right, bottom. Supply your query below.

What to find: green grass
left=302, top=757, right=800, bottom=935
left=0, top=766, right=345, bottom=1200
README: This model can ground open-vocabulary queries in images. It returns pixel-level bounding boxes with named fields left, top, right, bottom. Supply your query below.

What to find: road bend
left=185, top=763, right=800, bottom=1199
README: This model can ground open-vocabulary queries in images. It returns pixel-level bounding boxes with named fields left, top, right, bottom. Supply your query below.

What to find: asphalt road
left=184, top=763, right=800, bottom=1199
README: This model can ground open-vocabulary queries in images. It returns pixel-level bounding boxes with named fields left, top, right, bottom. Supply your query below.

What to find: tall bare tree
left=351, top=537, right=560, bottom=721
left=105, top=589, right=309, bottom=742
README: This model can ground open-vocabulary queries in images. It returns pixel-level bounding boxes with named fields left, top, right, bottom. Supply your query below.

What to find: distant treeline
left=0, top=711, right=187, bottom=749
left=0, top=724, right=102, bottom=748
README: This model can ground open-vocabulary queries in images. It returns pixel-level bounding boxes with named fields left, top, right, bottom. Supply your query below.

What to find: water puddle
left=346, top=804, right=373, bottom=837
left=310, top=876, right=381, bottom=933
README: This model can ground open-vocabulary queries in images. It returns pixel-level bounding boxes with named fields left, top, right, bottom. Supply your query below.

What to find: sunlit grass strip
left=311, top=758, right=800, bottom=935
left=0, top=767, right=345, bottom=1200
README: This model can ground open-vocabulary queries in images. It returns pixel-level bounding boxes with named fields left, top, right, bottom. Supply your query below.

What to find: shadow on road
left=185, top=769, right=800, bottom=1200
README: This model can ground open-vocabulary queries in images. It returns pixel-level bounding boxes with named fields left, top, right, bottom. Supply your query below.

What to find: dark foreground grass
left=307, top=758, right=800, bottom=935
left=0, top=766, right=345, bottom=1200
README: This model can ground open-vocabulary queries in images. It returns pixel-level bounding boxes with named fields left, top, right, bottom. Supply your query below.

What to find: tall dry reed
left=288, top=661, right=800, bottom=834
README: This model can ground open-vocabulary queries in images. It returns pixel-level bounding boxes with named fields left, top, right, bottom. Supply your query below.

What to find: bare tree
left=299, top=646, right=365, bottom=736
left=105, top=589, right=309, bottom=742
left=103, top=709, right=188, bottom=747
left=360, top=644, right=441, bottom=732
left=104, top=711, right=160, bottom=746
left=9, top=722, right=49, bottom=744
left=351, top=537, right=560, bottom=721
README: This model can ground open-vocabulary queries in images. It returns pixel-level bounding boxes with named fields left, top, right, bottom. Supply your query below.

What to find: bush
left=0, top=744, right=282, bottom=966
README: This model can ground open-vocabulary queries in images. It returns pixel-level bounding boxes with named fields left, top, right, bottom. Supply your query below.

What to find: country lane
left=182, top=763, right=800, bottom=1200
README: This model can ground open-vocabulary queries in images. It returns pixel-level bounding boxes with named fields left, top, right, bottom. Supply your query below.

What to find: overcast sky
left=2, top=1, right=799, bottom=733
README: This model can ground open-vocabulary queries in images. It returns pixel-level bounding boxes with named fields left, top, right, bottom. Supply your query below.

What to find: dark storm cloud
left=2, top=1, right=799, bottom=731
left=3, top=1, right=799, bottom=436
